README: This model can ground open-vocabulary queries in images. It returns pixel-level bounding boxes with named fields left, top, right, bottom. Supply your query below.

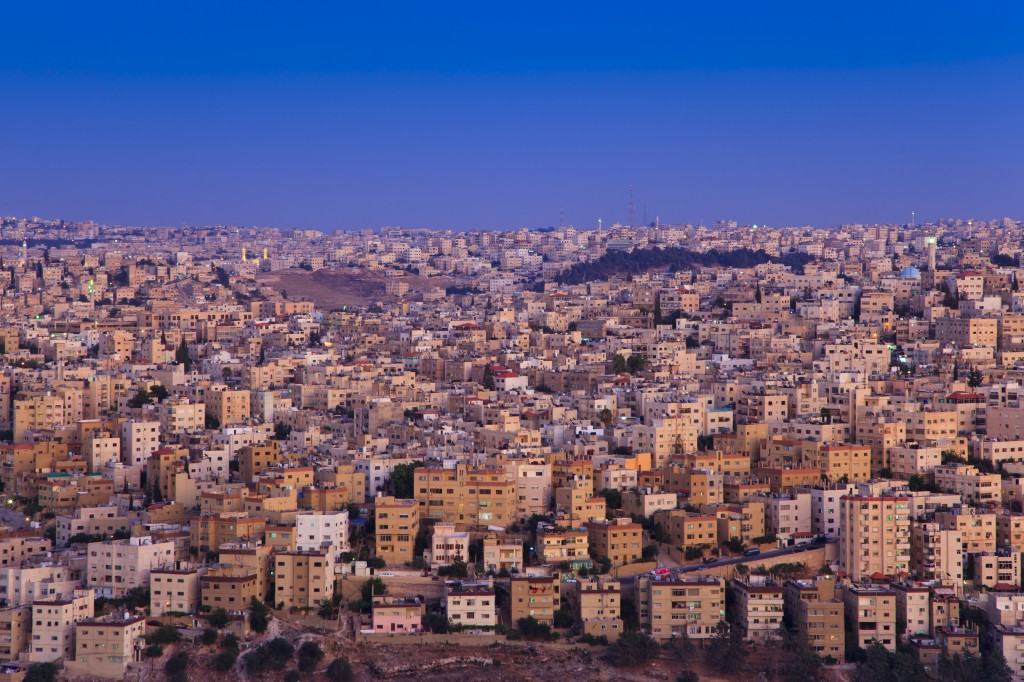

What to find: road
left=620, top=539, right=833, bottom=584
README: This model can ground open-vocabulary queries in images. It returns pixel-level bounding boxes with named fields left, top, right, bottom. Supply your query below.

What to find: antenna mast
left=628, top=185, right=635, bottom=227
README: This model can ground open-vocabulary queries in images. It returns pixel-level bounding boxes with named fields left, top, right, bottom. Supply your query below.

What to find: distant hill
left=553, top=246, right=816, bottom=285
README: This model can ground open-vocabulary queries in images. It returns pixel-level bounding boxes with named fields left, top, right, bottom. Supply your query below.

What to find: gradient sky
left=1, top=2, right=1022, bottom=231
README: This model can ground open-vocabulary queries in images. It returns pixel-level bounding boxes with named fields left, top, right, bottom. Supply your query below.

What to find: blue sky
left=1, top=2, right=1022, bottom=230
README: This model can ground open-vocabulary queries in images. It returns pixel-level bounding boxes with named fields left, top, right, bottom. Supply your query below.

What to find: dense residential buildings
left=0, top=215, right=1021, bottom=675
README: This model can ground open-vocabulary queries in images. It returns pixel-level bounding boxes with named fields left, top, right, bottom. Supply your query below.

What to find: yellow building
left=635, top=575, right=725, bottom=641
left=838, top=496, right=910, bottom=582
left=273, top=549, right=335, bottom=609
left=374, top=496, right=419, bottom=566
left=200, top=565, right=259, bottom=611
left=150, top=563, right=203, bottom=616
left=509, top=576, right=560, bottom=625
left=585, top=518, right=644, bottom=568
left=571, top=576, right=622, bottom=640
left=66, top=615, right=145, bottom=679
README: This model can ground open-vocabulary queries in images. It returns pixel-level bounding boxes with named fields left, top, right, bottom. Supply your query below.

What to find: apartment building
left=936, top=506, right=996, bottom=553
left=86, top=536, right=175, bottom=598
left=783, top=578, right=845, bottom=660
left=731, top=578, right=784, bottom=641
left=482, top=534, right=523, bottom=573
left=295, top=511, right=350, bottom=558
left=838, top=496, right=911, bottom=582
left=200, top=565, right=259, bottom=611
left=371, top=595, right=424, bottom=633
left=635, top=575, right=725, bottom=641
left=585, top=518, right=644, bottom=568
left=374, top=496, right=420, bottom=566
left=909, top=522, right=964, bottom=583
left=274, top=549, right=335, bottom=609
left=150, top=563, right=203, bottom=616
left=29, top=589, right=94, bottom=662
left=842, top=584, right=897, bottom=651
left=570, top=576, right=622, bottom=640
left=425, top=523, right=470, bottom=571
left=444, top=581, right=497, bottom=629
left=66, top=614, right=145, bottom=679
left=509, top=576, right=560, bottom=625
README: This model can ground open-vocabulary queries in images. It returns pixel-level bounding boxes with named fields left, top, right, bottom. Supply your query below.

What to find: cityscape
left=0, top=215, right=1016, bottom=682
left=3, top=4, right=1024, bottom=682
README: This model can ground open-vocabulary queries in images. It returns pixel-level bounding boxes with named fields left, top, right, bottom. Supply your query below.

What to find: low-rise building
left=65, top=615, right=145, bottom=679
left=371, top=595, right=424, bottom=633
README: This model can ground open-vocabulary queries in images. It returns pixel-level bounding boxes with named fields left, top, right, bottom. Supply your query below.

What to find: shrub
left=143, top=644, right=163, bottom=658
left=244, top=637, right=294, bottom=673
left=198, top=628, right=218, bottom=645
left=147, top=625, right=182, bottom=645
left=165, top=652, right=189, bottom=681
left=249, top=597, right=271, bottom=633
left=297, top=640, right=325, bottom=672
left=213, top=651, right=237, bottom=672
left=325, top=657, right=354, bottom=681
left=208, top=607, right=230, bottom=629
left=24, top=663, right=60, bottom=682
left=607, top=630, right=660, bottom=667
left=220, top=632, right=240, bottom=651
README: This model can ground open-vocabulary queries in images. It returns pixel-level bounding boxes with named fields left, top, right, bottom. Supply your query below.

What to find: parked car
left=702, top=556, right=717, bottom=564
left=743, top=548, right=761, bottom=556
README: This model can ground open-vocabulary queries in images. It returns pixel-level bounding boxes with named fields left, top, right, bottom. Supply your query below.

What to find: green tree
left=297, top=640, right=325, bottom=673
left=249, top=597, right=271, bottom=633
left=612, top=353, right=627, bottom=374
left=598, top=488, right=622, bottom=509
left=165, top=651, right=189, bottom=682
left=607, top=630, right=660, bottom=666
left=208, top=607, right=230, bottom=629
left=24, top=662, right=60, bottom=682
left=626, top=353, right=648, bottom=374
left=482, top=364, right=495, bottom=390
left=705, top=620, right=747, bottom=674
left=388, top=461, right=425, bottom=498
left=325, top=657, right=354, bottom=682
left=175, top=339, right=192, bottom=372
left=361, top=577, right=387, bottom=604
left=598, top=408, right=614, bottom=427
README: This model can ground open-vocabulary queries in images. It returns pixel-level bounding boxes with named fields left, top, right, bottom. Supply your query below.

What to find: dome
left=899, top=266, right=921, bottom=278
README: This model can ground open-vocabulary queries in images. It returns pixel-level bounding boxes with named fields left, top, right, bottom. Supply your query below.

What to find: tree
left=175, top=339, right=192, bottom=372
left=273, top=422, right=292, bottom=440
left=388, top=461, right=425, bottom=498
left=147, top=625, right=182, bottom=645
left=165, top=652, right=189, bottom=682
left=554, top=604, right=575, bottom=629
left=598, top=488, right=622, bottom=509
left=199, top=628, right=218, bottom=645
left=858, top=641, right=895, bottom=682
left=482, top=364, right=495, bottom=390
left=607, top=630, right=660, bottom=666
left=297, top=640, right=325, bottom=673
left=705, top=620, right=747, bottom=674
left=612, top=353, right=627, bottom=374
left=677, top=673, right=700, bottom=682
left=249, top=597, right=271, bottom=633
left=361, top=577, right=387, bottom=604
left=627, top=354, right=648, bottom=374
left=208, top=607, right=230, bottom=629
left=666, top=631, right=696, bottom=660
left=598, top=408, right=614, bottom=427
left=149, top=384, right=170, bottom=402
left=325, top=657, right=354, bottom=682
left=437, top=550, right=469, bottom=578
left=214, top=651, right=237, bottom=672
left=24, top=663, right=60, bottom=682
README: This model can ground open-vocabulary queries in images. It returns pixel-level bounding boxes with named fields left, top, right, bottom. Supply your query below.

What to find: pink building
left=372, top=595, right=425, bottom=633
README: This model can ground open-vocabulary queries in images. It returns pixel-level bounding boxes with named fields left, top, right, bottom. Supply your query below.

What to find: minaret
left=19, top=239, right=26, bottom=266
left=263, top=247, right=268, bottom=260
left=927, top=237, right=937, bottom=272
left=242, top=247, right=247, bottom=262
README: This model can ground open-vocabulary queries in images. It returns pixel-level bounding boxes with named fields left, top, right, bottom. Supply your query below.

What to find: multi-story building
left=374, top=496, right=419, bottom=566
left=838, top=495, right=910, bottom=581
left=86, top=536, right=175, bottom=598
left=909, top=522, right=964, bottom=583
left=731, top=578, right=784, bottom=641
left=782, top=578, right=845, bottom=660
left=149, top=562, right=203, bottom=616
left=200, top=565, right=259, bottom=611
left=29, top=589, right=94, bottom=662
left=509, top=576, right=560, bottom=625
left=570, top=576, right=622, bottom=640
left=444, top=581, right=497, bottom=629
left=635, top=575, right=725, bottom=641
left=294, top=511, right=350, bottom=559
left=482, top=534, right=523, bottom=573
left=842, top=584, right=897, bottom=651
left=66, top=614, right=145, bottom=679
left=425, top=523, right=470, bottom=571
left=585, top=518, right=644, bottom=568
left=274, top=549, right=335, bottom=609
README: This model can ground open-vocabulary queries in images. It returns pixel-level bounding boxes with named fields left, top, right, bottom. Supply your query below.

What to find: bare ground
left=256, top=267, right=455, bottom=309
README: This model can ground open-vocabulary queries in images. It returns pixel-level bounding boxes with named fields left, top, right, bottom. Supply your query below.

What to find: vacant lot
left=256, top=267, right=454, bottom=309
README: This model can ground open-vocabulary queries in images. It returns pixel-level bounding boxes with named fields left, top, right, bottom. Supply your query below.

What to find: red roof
left=870, top=572, right=887, bottom=581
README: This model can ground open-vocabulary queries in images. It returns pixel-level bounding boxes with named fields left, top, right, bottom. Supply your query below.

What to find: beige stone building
left=838, top=495, right=910, bottom=581
left=783, top=578, right=845, bottom=660
left=635, top=575, right=725, bottom=641
left=86, top=536, right=175, bottom=598
left=842, top=584, right=897, bottom=651
left=66, top=615, right=145, bottom=679
left=509, top=576, right=560, bottom=625
left=374, top=496, right=419, bottom=566
left=29, top=589, right=94, bottom=662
